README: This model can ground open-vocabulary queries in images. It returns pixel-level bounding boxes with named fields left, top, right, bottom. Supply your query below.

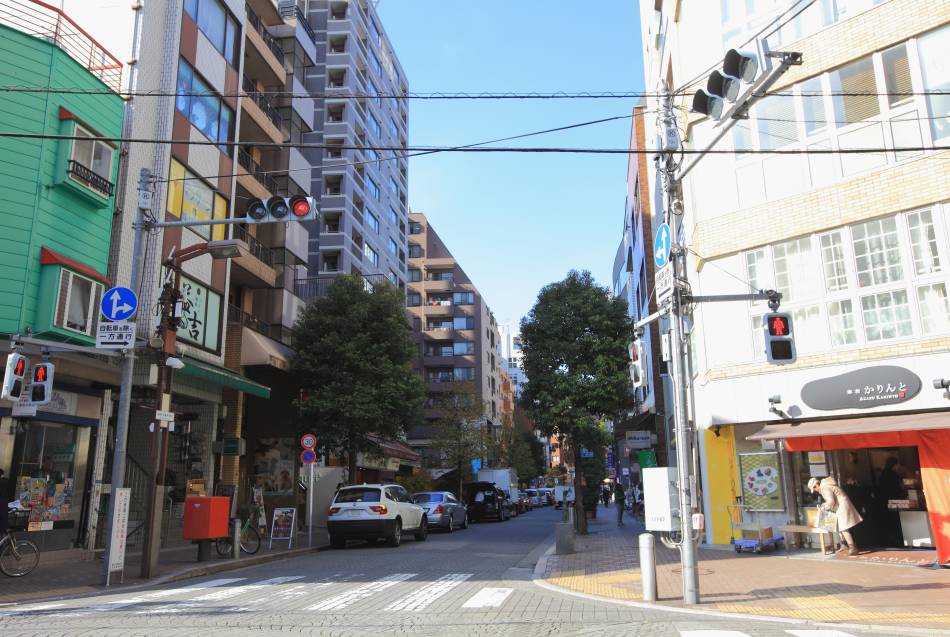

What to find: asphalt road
left=0, top=506, right=899, bottom=636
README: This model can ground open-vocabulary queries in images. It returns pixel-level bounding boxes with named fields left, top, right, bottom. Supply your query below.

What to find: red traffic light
left=33, top=366, right=47, bottom=383
left=292, top=198, right=310, bottom=217
left=767, top=315, right=790, bottom=337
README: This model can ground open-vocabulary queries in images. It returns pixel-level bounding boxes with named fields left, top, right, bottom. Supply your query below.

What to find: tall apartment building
left=405, top=212, right=501, bottom=463
left=639, top=0, right=950, bottom=561
left=300, top=0, right=410, bottom=288
left=498, top=323, right=527, bottom=398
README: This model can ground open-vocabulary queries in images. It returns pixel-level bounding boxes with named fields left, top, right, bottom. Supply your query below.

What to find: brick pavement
left=0, top=529, right=328, bottom=605
left=541, top=504, right=950, bottom=630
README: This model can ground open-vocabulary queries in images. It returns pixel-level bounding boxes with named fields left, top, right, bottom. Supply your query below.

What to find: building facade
left=0, top=0, right=125, bottom=552
left=639, top=0, right=950, bottom=562
left=405, top=212, right=502, bottom=463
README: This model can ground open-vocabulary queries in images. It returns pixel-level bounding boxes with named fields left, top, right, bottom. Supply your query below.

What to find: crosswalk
left=681, top=632, right=858, bottom=637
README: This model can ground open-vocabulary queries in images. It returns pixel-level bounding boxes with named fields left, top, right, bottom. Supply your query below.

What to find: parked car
left=328, top=484, right=428, bottom=548
left=524, top=488, right=542, bottom=508
left=517, top=492, right=531, bottom=513
left=462, top=481, right=510, bottom=522
left=538, top=488, right=556, bottom=506
left=501, top=490, right=519, bottom=517
left=412, top=491, right=468, bottom=532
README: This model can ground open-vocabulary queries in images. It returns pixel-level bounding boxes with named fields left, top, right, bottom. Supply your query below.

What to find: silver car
left=412, top=491, right=468, bottom=532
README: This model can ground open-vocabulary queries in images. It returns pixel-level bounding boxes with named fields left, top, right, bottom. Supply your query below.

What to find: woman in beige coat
left=809, top=477, right=863, bottom=555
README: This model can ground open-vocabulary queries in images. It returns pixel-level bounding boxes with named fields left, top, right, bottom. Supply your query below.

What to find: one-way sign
left=96, top=321, right=135, bottom=349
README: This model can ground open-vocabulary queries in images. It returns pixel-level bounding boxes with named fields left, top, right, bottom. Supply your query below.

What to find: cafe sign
left=801, top=365, right=922, bottom=411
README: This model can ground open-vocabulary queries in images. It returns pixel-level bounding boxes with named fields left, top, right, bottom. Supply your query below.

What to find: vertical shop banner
left=738, top=452, right=785, bottom=511
left=108, top=488, right=131, bottom=576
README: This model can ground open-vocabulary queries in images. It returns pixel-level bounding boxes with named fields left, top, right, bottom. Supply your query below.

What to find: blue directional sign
left=470, top=458, right=482, bottom=475
left=100, top=286, right=138, bottom=322
left=654, top=223, right=672, bottom=269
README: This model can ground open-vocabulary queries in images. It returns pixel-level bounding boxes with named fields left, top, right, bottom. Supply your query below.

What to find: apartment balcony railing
left=238, top=148, right=279, bottom=194
left=227, top=304, right=296, bottom=348
left=277, top=1, right=316, bottom=42
left=295, top=273, right=387, bottom=299
left=0, top=0, right=122, bottom=92
left=246, top=5, right=284, bottom=60
left=67, top=159, right=114, bottom=197
left=242, top=74, right=283, bottom=129
left=232, top=225, right=275, bottom=267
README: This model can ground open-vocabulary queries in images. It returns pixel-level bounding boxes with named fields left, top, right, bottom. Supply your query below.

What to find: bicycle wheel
left=0, top=537, right=40, bottom=577
left=239, top=525, right=261, bottom=555
left=214, top=537, right=233, bottom=558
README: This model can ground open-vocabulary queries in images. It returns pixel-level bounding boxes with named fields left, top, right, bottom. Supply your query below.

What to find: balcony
left=67, top=159, right=114, bottom=197
left=277, top=2, right=316, bottom=42
left=245, top=6, right=285, bottom=85
left=241, top=75, right=284, bottom=143
left=230, top=225, right=277, bottom=288
left=227, top=304, right=295, bottom=348
left=237, top=148, right=278, bottom=200
left=295, top=273, right=387, bottom=300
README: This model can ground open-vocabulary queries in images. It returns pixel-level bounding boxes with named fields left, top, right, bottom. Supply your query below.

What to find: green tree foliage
left=428, top=381, right=486, bottom=497
left=291, top=274, right=425, bottom=483
left=395, top=471, right=434, bottom=494
left=520, top=270, right=632, bottom=533
left=488, top=427, right=545, bottom=486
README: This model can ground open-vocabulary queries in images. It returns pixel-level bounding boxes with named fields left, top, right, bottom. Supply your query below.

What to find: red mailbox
left=182, top=496, right=230, bottom=540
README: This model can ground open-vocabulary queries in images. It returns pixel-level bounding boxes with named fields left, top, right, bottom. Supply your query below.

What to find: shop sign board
left=738, top=452, right=785, bottom=511
left=801, top=365, right=922, bottom=411
left=636, top=449, right=658, bottom=469
left=269, top=507, right=297, bottom=549
left=625, top=430, right=652, bottom=450
left=643, top=466, right=677, bottom=532
left=12, top=386, right=37, bottom=417
left=106, top=488, right=131, bottom=583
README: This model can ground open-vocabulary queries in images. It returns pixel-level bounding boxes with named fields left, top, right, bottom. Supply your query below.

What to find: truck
left=477, top=468, right=521, bottom=514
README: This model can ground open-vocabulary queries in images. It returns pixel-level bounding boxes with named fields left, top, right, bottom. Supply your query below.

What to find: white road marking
left=680, top=632, right=752, bottom=637
left=787, top=631, right=858, bottom=637
left=384, top=573, right=473, bottom=611
left=461, top=587, right=513, bottom=609
left=138, top=576, right=304, bottom=614
left=0, top=603, right=64, bottom=617
left=147, top=578, right=248, bottom=598
left=305, top=573, right=417, bottom=611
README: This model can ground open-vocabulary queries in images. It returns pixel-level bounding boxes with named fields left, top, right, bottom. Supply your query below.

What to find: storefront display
left=253, top=438, right=296, bottom=496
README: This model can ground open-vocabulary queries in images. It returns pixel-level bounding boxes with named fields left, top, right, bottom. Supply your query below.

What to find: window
left=166, top=158, right=227, bottom=240
left=367, top=17, right=381, bottom=46
left=184, top=0, right=239, bottom=67
left=819, top=231, right=848, bottom=292
left=453, top=341, right=474, bottom=355
left=861, top=290, right=912, bottom=341
left=827, top=300, right=857, bottom=345
left=409, top=243, right=422, bottom=258
left=176, top=59, right=234, bottom=152
left=772, top=237, right=817, bottom=302
left=918, top=24, right=950, bottom=143
left=68, top=124, right=115, bottom=197
left=453, top=291, right=474, bottom=305
left=365, top=175, right=380, bottom=200
left=368, top=48, right=382, bottom=77
left=366, top=210, right=379, bottom=233
left=830, top=57, right=879, bottom=125
left=364, top=244, right=379, bottom=266
left=882, top=44, right=913, bottom=108
left=388, top=238, right=398, bottom=255
left=57, top=270, right=101, bottom=336
left=408, top=269, right=421, bottom=282
left=917, top=283, right=950, bottom=334
left=388, top=270, right=397, bottom=284
left=851, top=217, right=903, bottom=287
left=906, top=209, right=941, bottom=275
left=453, top=367, right=475, bottom=381
left=388, top=208, right=399, bottom=225
left=756, top=96, right=798, bottom=150
left=389, top=177, right=399, bottom=196
left=367, top=111, right=381, bottom=138
left=407, top=293, right=421, bottom=306
left=801, top=77, right=826, bottom=135
left=453, top=316, right=474, bottom=330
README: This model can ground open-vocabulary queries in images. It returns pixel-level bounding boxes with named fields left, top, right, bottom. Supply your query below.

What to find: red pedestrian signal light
left=33, top=366, right=46, bottom=383
left=2, top=353, right=28, bottom=401
left=14, top=358, right=25, bottom=376
left=768, top=315, right=790, bottom=337
left=763, top=313, right=795, bottom=365
left=29, top=362, right=54, bottom=406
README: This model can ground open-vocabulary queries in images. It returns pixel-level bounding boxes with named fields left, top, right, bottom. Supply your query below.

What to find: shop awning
left=747, top=411, right=950, bottom=441
left=179, top=356, right=271, bottom=399
left=368, top=435, right=421, bottom=462
left=240, top=328, right=293, bottom=371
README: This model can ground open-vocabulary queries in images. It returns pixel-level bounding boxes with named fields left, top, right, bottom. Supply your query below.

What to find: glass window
left=413, top=493, right=444, bottom=504
left=224, top=14, right=240, bottom=67
left=217, top=103, right=233, bottom=153
left=882, top=44, right=912, bottom=108
left=861, top=289, right=912, bottom=341
left=196, top=0, right=225, bottom=52
left=453, top=367, right=475, bottom=381
left=407, top=293, right=421, bottom=307
left=184, top=0, right=198, bottom=18
left=827, top=300, right=857, bottom=345
left=792, top=305, right=824, bottom=352
left=335, top=487, right=380, bottom=503
left=364, top=244, right=379, bottom=266
left=409, top=244, right=422, bottom=258
left=388, top=238, right=397, bottom=255
left=409, top=221, right=422, bottom=234
left=772, top=237, right=817, bottom=303
left=365, top=175, right=380, bottom=200
left=65, top=272, right=94, bottom=334
left=367, top=111, right=380, bottom=137
left=453, top=291, right=474, bottom=305
left=830, top=57, right=879, bottom=125
left=756, top=97, right=799, bottom=150
left=801, top=77, right=826, bottom=135
left=388, top=207, right=399, bottom=224
left=838, top=121, right=887, bottom=176
left=918, top=24, right=950, bottom=143
left=389, top=177, right=399, bottom=196
left=408, top=269, right=421, bottom=282
left=453, top=316, right=474, bottom=330
left=366, top=211, right=379, bottom=233
left=68, top=124, right=114, bottom=195
left=819, top=231, right=848, bottom=291
left=745, top=249, right=768, bottom=293
left=851, top=216, right=903, bottom=287
left=918, top=283, right=950, bottom=334
left=906, top=209, right=941, bottom=275
left=190, top=72, right=218, bottom=142
left=453, top=341, right=474, bottom=355
left=176, top=59, right=193, bottom=114
left=166, top=158, right=219, bottom=240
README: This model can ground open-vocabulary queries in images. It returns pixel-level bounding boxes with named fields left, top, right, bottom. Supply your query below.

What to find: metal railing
left=295, top=273, right=387, bottom=300
left=232, top=225, right=275, bottom=266
left=0, top=0, right=122, bottom=92
left=277, top=1, right=316, bottom=42
left=246, top=5, right=284, bottom=61
left=227, top=304, right=296, bottom=347
left=242, top=75, right=283, bottom=129
left=67, top=159, right=115, bottom=196
left=237, top=148, right=279, bottom=194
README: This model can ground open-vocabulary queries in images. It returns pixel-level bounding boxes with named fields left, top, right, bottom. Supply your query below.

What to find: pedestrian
left=614, top=481, right=626, bottom=526
left=809, top=476, right=863, bottom=556
left=601, top=485, right=610, bottom=507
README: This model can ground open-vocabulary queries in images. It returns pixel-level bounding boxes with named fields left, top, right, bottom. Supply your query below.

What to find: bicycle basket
left=7, top=510, right=30, bottom=532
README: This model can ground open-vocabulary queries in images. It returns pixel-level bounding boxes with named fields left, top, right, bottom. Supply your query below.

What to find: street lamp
left=140, top=239, right=246, bottom=578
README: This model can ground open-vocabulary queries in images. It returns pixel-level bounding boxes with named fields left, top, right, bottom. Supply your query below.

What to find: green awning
left=180, top=357, right=271, bottom=398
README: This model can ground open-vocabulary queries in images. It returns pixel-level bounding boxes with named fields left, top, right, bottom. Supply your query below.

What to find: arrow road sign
left=654, top=223, right=672, bottom=269
left=101, top=287, right=138, bottom=322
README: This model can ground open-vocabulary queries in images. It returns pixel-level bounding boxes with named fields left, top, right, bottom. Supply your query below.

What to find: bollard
left=232, top=518, right=241, bottom=560
left=555, top=521, right=575, bottom=555
left=639, top=533, right=657, bottom=602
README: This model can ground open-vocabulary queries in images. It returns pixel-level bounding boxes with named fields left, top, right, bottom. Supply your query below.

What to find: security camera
left=768, top=395, right=782, bottom=405
left=165, top=356, right=185, bottom=370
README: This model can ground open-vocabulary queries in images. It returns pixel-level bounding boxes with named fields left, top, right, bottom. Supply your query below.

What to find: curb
left=531, top=542, right=950, bottom=637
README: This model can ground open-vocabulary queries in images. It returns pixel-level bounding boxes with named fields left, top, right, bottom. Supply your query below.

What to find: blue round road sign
left=101, top=286, right=138, bottom=322
left=654, top=223, right=672, bottom=269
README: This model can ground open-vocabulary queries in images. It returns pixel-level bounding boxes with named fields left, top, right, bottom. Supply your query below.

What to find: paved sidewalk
left=0, top=529, right=328, bottom=605
left=540, top=504, right=950, bottom=630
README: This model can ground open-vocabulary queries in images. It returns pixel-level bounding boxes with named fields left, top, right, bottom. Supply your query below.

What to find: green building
left=0, top=6, right=125, bottom=553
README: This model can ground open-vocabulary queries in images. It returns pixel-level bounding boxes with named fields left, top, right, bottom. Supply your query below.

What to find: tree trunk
left=347, top=448, right=357, bottom=485
left=571, top=441, right=587, bottom=535
left=457, top=457, right=463, bottom=501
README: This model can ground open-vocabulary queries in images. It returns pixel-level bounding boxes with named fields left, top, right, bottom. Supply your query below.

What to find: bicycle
left=214, top=516, right=261, bottom=557
left=1, top=509, right=40, bottom=577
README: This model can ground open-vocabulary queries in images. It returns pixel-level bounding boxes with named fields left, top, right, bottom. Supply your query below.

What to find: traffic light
left=244, top=196, right=317, bottom=224
left=763, top=312, right=796, bottom=364
left=30, top=362, right=54, bottom=406
left=629, top=340, right=645, bottom=388
left=1, top=353, right=28, bottom=401
left=692, top=45, right=770, bottom=121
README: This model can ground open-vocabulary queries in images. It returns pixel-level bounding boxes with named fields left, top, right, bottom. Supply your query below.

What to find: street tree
left=291, top=274, right=425, bottom=483
left=429, top=381, right=486, bottom=497
left=520, top=270, right=632, bottom=533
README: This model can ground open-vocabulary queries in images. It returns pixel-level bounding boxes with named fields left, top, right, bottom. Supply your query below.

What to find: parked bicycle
left=214, top=515, right=261, bottom=557
left=1, top=507, right=40, bottom=577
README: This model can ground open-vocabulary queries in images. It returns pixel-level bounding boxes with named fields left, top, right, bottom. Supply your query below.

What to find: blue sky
left=377, top=1, right=645, bottom=327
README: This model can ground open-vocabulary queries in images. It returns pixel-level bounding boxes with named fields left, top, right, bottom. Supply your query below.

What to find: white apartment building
left=639, top=0, right=950, bottom=561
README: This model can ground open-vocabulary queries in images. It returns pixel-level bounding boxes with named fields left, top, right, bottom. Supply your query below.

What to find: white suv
left=327, top=484, right=428, bottom=548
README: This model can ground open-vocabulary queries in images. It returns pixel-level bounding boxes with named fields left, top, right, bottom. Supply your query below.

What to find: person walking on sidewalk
left=601, top=485, right=611, bottom=507
left=809, top=477, right=863, bottom=556
left=614, top=482, right=626, bottom=526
